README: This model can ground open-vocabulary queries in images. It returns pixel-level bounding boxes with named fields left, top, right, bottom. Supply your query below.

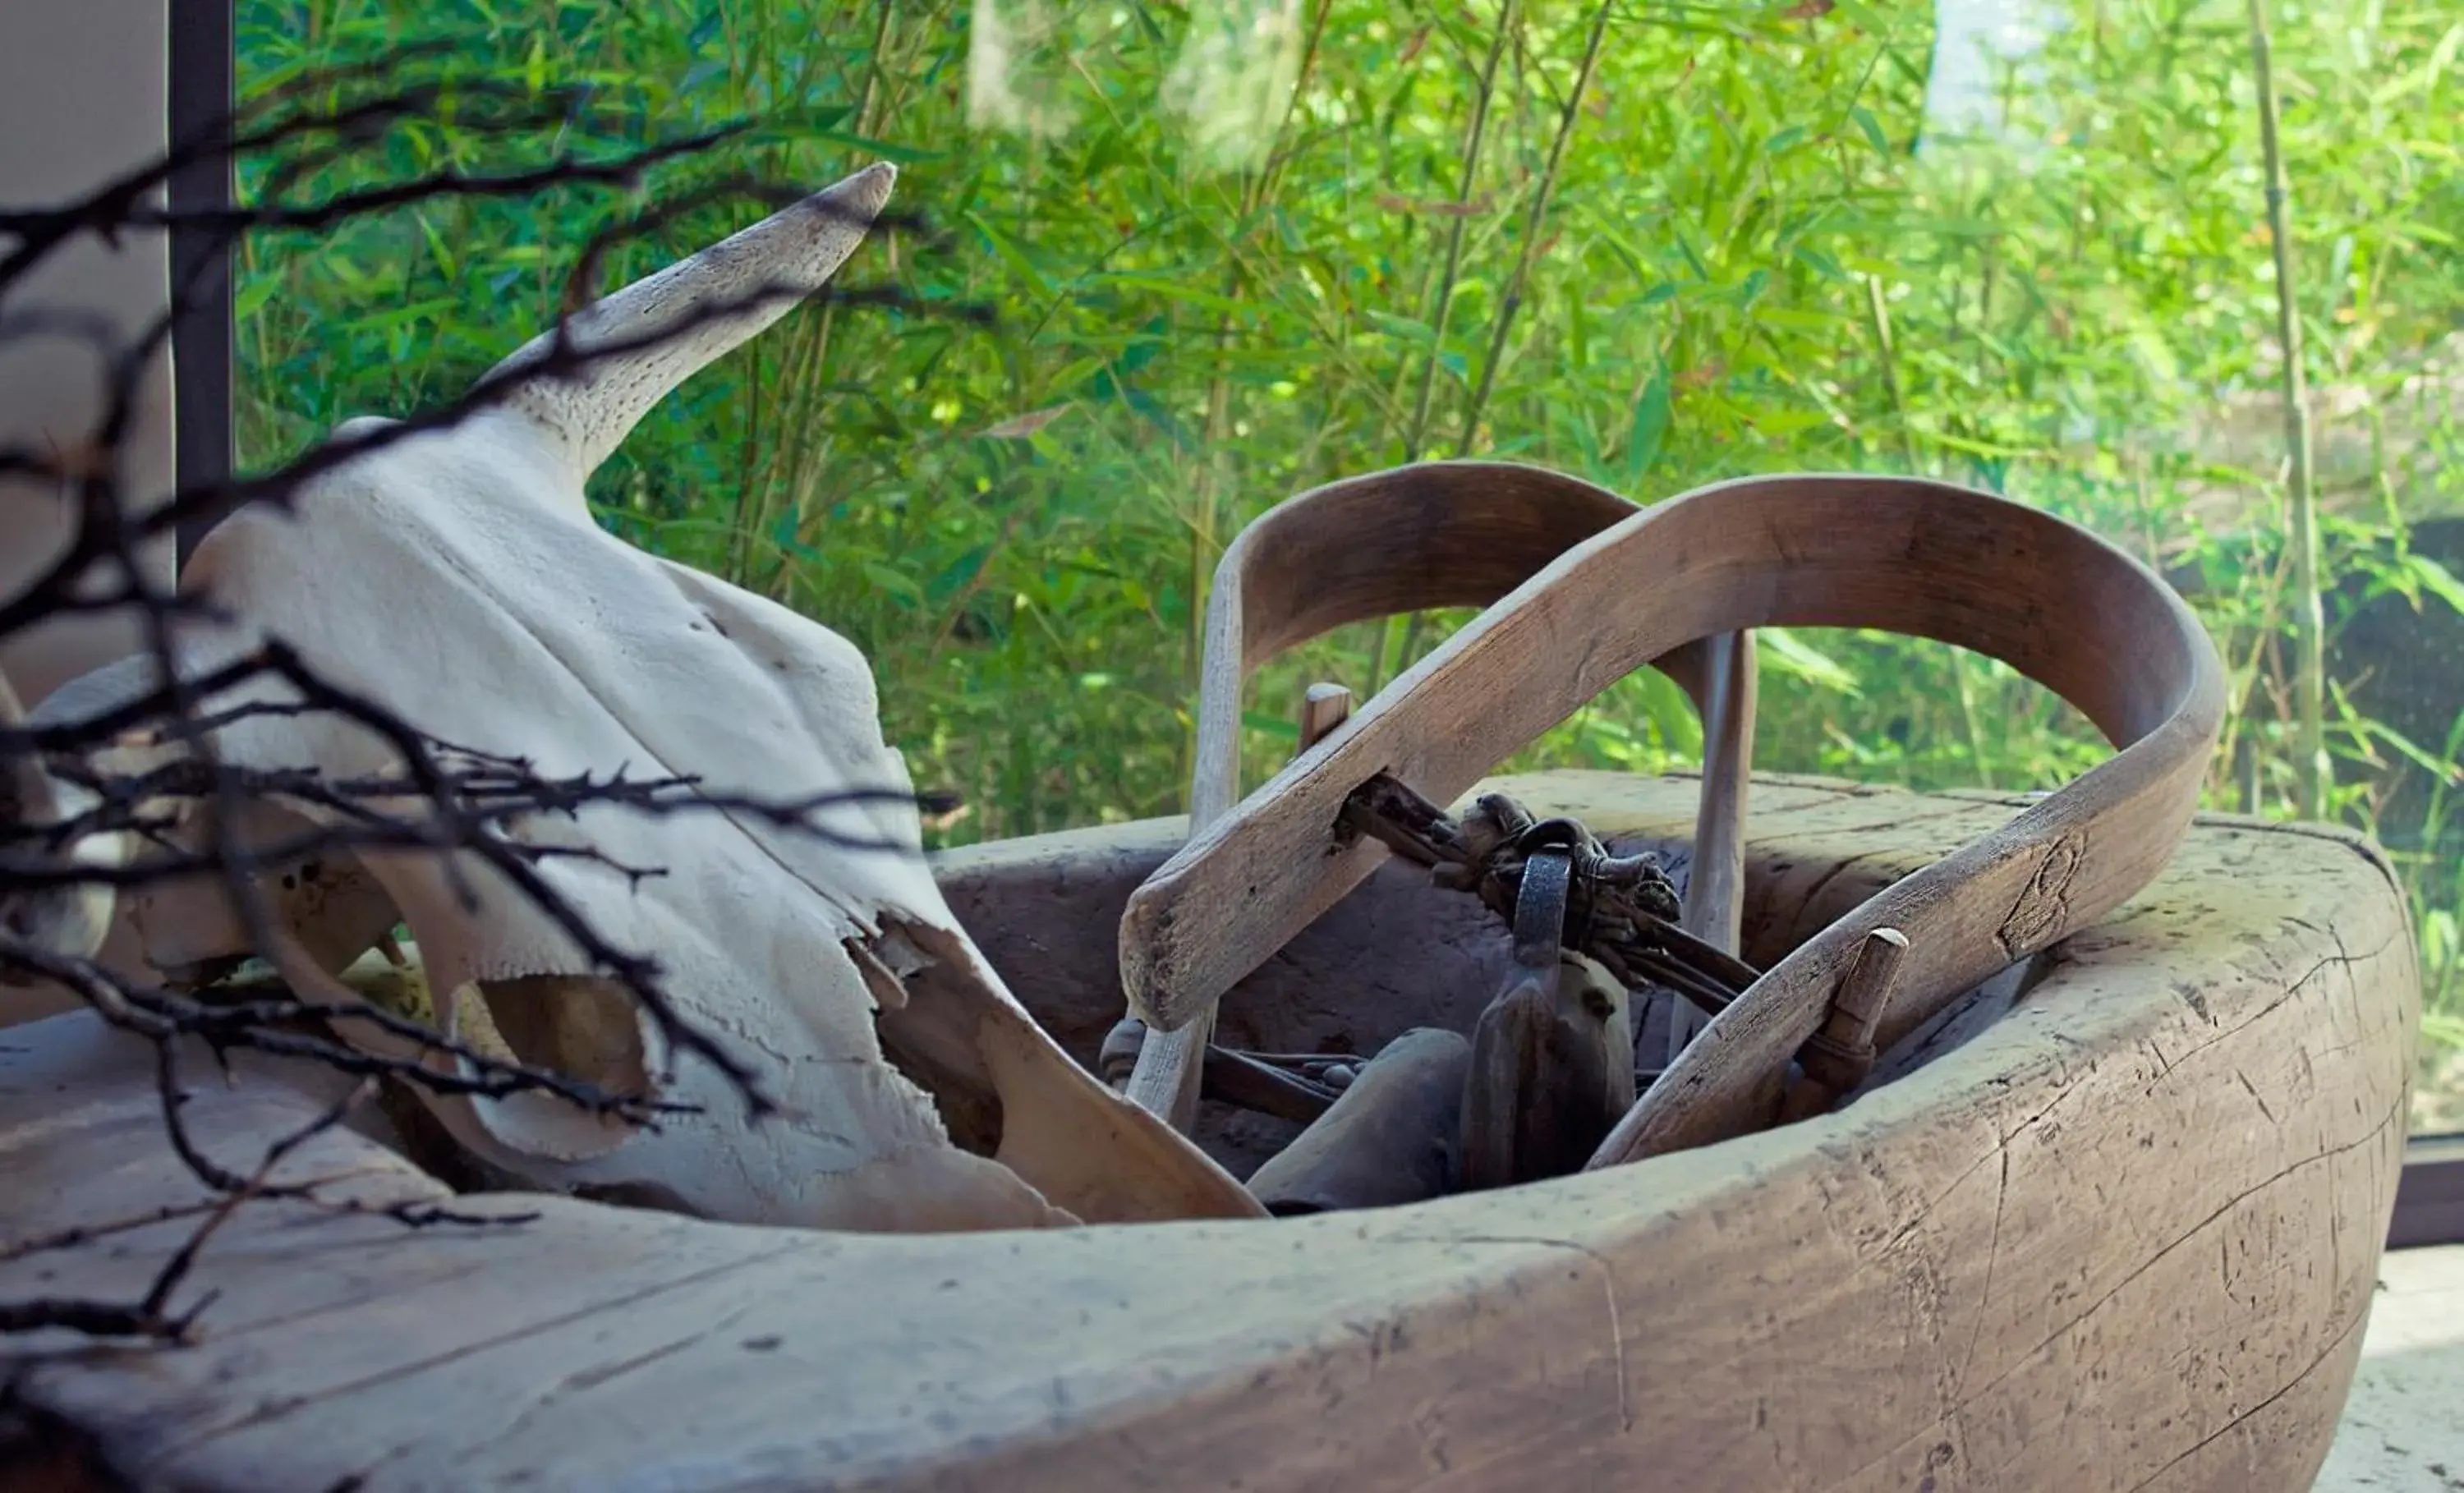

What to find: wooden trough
left=0, top=766, right=2416, bottom=1491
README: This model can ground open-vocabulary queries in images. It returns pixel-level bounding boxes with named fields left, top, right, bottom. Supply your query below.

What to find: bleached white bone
left=0, top=668, right=128, bottom=966
left=132, top=163, right=1261, bottom=1230
left=2, top=653, right=400, bottom=999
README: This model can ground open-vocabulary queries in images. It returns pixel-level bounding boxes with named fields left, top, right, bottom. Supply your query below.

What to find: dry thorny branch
left=0, top=45, right=986, bottom=1344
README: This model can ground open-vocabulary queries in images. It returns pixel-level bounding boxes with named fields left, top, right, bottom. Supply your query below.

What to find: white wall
left=0, top=0, right=176, bottom=713
left=1, top=1, right=173, bottom=1020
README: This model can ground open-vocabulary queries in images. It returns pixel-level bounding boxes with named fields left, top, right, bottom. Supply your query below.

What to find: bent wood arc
left=0, top=772, right=2413, bottom=1492
left=1116, top=466, right=2226, bottom=1160
left=1120, top=464, right=1708, bottom=1123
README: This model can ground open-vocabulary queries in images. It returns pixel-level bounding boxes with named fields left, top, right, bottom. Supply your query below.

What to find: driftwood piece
left=0, top=769, right=2413, bottom=1493
left=1115, top=466, right=2224, bottom=1168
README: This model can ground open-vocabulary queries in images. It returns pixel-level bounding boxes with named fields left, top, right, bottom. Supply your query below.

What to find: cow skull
left=0, top=668, right=131, bottom=968
left=58, top=163, right=1261, bottom=1231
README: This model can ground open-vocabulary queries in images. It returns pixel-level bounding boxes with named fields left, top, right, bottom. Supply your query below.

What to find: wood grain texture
left=0, top=770, right=2410, bottom=1493
left=1112, top=465, right=2225, bottom=1166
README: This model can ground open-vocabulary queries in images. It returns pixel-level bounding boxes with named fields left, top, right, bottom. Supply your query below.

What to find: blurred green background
left=230, top=0, right=2464, bottom=1128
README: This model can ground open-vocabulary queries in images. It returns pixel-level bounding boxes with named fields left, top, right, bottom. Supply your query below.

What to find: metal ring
left=1510, top=847, right=1573, bottom=971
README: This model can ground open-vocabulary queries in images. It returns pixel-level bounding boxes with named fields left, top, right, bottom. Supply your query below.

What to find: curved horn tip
left=825, top=160, right=898, bottom=217
left=479, top=159, right=903, bottom=483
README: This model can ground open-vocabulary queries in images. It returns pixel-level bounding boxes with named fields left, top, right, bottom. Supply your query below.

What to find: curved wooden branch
left=1117, top=465, right=2227, bottom=1158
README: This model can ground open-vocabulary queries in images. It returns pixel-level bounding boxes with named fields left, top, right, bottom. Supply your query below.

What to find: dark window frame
left=2392, top=1137, right=2464, bottom=1250
left=167, top=2, right=2463, bottom=1252
left=169, top=0, right=232, bottom=567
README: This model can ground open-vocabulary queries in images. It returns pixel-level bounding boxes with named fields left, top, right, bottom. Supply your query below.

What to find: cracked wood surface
left=0, top=770, right=2414, bottom=1492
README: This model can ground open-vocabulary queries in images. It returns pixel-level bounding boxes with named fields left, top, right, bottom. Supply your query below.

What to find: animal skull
left=44, top=163, right=1261, bottom=1230
left=0, top=669, right=131, bottom=968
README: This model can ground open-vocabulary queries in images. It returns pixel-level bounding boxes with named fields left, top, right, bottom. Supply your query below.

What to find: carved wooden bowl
left=0, top=769, right=2413, bottom=1492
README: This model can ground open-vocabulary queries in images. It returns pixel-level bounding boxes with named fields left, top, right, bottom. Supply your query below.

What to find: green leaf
left=1674, top=232, right=1712, bottom=282
left=862, top=561, right=926, bottom=605
left=965, top=212, right=1053, bottom=296
left=335, top=297, right=458, bottom=333
left=929, top=544, right=994, bottom=605
left=1791, top=244, right=1847, bottom=280
left=413, top=210, right=459, bottom=279
left=1621, top=368, right=1671, bottom=485
left=2408, top=555, right=2464, bottom=619
left=232, top=273, right=283, bottom=322
left=1757, top=627, right=1861, bottom=696
left=811, top=130, right=947, bottom=163
left=1365, top=310, right=1442, bottom=347
left=1242, top=710, right=1301, bottom=742
left=1101, top=274, right=1248, bottom=315
left=1625, top=668, right=1702, bottom=759
left=2363, top=719, right=2464, bottom=783
left=1916, top=428, right=2050, bottom=460
left=2424, top=1011, right=2464, bottom=1050
left=2425, top=21, right=2462, bottom=97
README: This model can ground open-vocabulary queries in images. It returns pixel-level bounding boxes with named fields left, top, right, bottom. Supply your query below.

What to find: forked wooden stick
left=1119, top=465, right=2225, bottom=1159
left=1666, top=629, right=1754, bottom=1066
left=1111, top=466, right=1720, bottom=1127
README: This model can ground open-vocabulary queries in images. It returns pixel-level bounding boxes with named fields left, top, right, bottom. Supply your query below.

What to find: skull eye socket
left=465, top=973, right=655, bottom=1104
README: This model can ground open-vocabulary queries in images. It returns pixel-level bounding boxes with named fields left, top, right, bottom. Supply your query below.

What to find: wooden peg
left=1777, top=926, right=1909, bottom=1123
left=1299, top=682, right=1354, bottom=749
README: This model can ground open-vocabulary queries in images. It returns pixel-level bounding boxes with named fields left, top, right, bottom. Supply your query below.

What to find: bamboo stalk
left=1455, top=0, right=1613, bottom=455
left=1368, top=0, right=1519, bottom=698
left=1864, top=274, right=1921, bottom=475
left=734, top=0, right=902, bottom=596
left=1401, top=0, right=1518, bottom=452
left=1175, top=4, right=1334, bottom=799
left=1865, top=273, right=1992, bottom=787
left=1361, top=0, right=1618, bottom=696
left=2246, top=0, right=2328, bottom=822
